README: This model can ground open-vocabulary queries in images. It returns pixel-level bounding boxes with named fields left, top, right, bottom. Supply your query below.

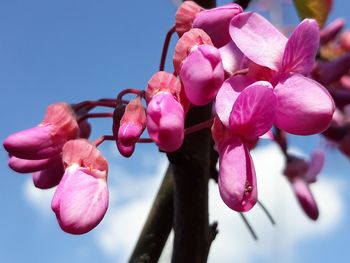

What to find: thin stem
left=138, top=138, right=154, bottom=143
left=116, top=88, right=145, bottom=104
left=159, top=26, right=176, bottom=71
left=257, top=200, right=276, bottom=226
left=73, top=100, right=117, bottom=112
left=184, top=117, right=214, bottom=136
left=78, top=112, right=114, bottom=123
left=239, top=213, right=258, bottom=241
left=93, top=135, right=115, bottom=147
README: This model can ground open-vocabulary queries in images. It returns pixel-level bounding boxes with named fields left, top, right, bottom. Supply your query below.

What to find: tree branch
left=128, top=166, right=174, bottom=263
left=234, top=0, right=253, bottom=9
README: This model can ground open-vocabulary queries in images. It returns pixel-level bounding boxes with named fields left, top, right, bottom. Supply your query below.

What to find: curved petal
left=292, top=178, right=319, bottom=220
left=282, top=19, right=320, bottom=75
left=32, top=156, right=64, bottom=189
left=8, top=156, right=55, bottom=173
left=146, top=92, right=184, bottom=152
left=218, top=137, right=257, bottom=212
left=52, top=165, right=109, bottom=234
left=193, top=3, right=243, bottom=47
left=275, top=74, right=335, bottom=135
left=219, top=41, right=245, bottom=76
left=229, top=12, right=287, bottom=70
left=180, top=45, right=224, bottom=105
left=3, top=125, right=62, bottom=160
left=229, top=81, right=277, bottom=140
left=305, top=149, right=325, bottom=183
left=215, top=75, right=255, bottom=127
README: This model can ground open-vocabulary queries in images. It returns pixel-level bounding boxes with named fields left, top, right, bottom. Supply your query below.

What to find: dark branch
left=234, top=0, right=253, bottom=9
left=128, top=166, right=174, bottom=263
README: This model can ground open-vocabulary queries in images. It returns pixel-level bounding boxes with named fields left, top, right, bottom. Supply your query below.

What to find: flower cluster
left=3, top=1, right=338, bottom=234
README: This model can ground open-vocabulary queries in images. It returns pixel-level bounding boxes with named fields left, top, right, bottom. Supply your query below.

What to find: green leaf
left=293, top=0, right=332, bottom=28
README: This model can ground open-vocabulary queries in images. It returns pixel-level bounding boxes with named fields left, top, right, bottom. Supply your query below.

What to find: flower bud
left=180, top=44, right=224, bottom=105
left=146, top=92, right=184, bottom=152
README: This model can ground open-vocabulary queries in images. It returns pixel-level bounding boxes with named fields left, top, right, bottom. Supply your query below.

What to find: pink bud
left=118, top=97, right=146, bottom=147
left=175, top=1, right=204, bottom=36
left=52, top=139, right=108, bottom=234
left=320, top=18, right=344, bottom=44
left=3, top=102, right=79, bottom=160
left=146, top=92, right=185, bottom=152
left=193, top=3, right=243, bottom=47
left=292, top=178, right=319, bottom=220
left=173, top=28, right=213, bottom=74
left=180, top=44, right=224, bottom=105
left=117, top=142, right=135, bottom=158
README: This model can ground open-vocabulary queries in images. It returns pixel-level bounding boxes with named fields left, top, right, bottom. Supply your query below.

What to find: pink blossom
left=284, top=150, right=325, bottom=220
left=192, top=3, right=242, bottom=47
left=229, top=12, right=335, bottom=135
left=146, top=72, right=186, bottom=152
left=213, top=80, right=277, bottom=212
left=180, top=44, right=224, bottom=105
left=3, top=102, right=79, bottom=160
left=52, top=139, right=109, bottom=235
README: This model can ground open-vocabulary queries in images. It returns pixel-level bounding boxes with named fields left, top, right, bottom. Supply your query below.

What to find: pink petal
left=305, top=149, right=325, bottom=183
left=175, top=1, right=203, bottom=36
left=180, top=45, right=224, bottom=105
left=3, top=125, right=63, bottom=160
left=229, top=12, right=287, bottom=71
left=274, top=74, right=335, bottom=135
left=62, top=139, right=108, bottom=172
left=292, top=178, right=319, bottom=220
left=52, top=165, right=108, bottom=234
left=8, top=156, right=56, bottom=173
left=117, top=142, right=135, bottom=158
left=282, top=19, right=320, bottom=75
left=146, top=92, right=184, bottom=152
left=173, top=29, right=213, bottom=75
left=218, top=137, right=257, bottom=212
left=32, top=156, right=64, bottom=189
left=215, top=75, right=255, bottom=127
left=320, top=18, right=344, bottom=44
left=193, top=3, right=243, bottom=47
left=229, top=81, right=277, bottom=140
left=218, top=41, right=245, bottom=76
left=118, top=123, right=144, bottom=147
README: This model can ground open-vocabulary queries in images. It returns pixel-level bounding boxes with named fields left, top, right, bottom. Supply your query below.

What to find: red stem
left=184, top=118, right=214, bottom=136
left=159, top=26, right=176, bottom=71
left=78, top=112, right=114, bottom=123
left=116, top=88, right=145, bottom=104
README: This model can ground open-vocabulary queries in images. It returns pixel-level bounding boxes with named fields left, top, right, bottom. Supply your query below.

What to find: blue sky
left=0, top=0, right=349, bottom=262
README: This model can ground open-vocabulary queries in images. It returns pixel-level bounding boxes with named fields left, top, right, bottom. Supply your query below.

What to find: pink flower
left=52, top=139, right=109, bottom=235
left=192, top=3, right=243, bottom=47
left=180, top=44, right=224, bottom=105
left=174, top=1, right=242, bottom=47
left=146, top=71, right=186, bottom=152
left=3, top=102, right=79, bottom=160
left=113, top=97, right=146, bottom=157
left=284, top=150, right=325, bottom=220
left=213, top=80, right=277, bottom=212
left=229, top=12, right=335, bottom=135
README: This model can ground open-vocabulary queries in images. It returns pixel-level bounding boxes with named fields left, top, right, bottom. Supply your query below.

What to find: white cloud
left=23, top=144, right=345, bottom=263
left=23, top=177, right=55, bottom=216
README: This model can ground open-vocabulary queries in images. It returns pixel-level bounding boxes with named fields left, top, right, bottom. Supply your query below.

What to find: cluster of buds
left=4, top=0, right=346, bottom=234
